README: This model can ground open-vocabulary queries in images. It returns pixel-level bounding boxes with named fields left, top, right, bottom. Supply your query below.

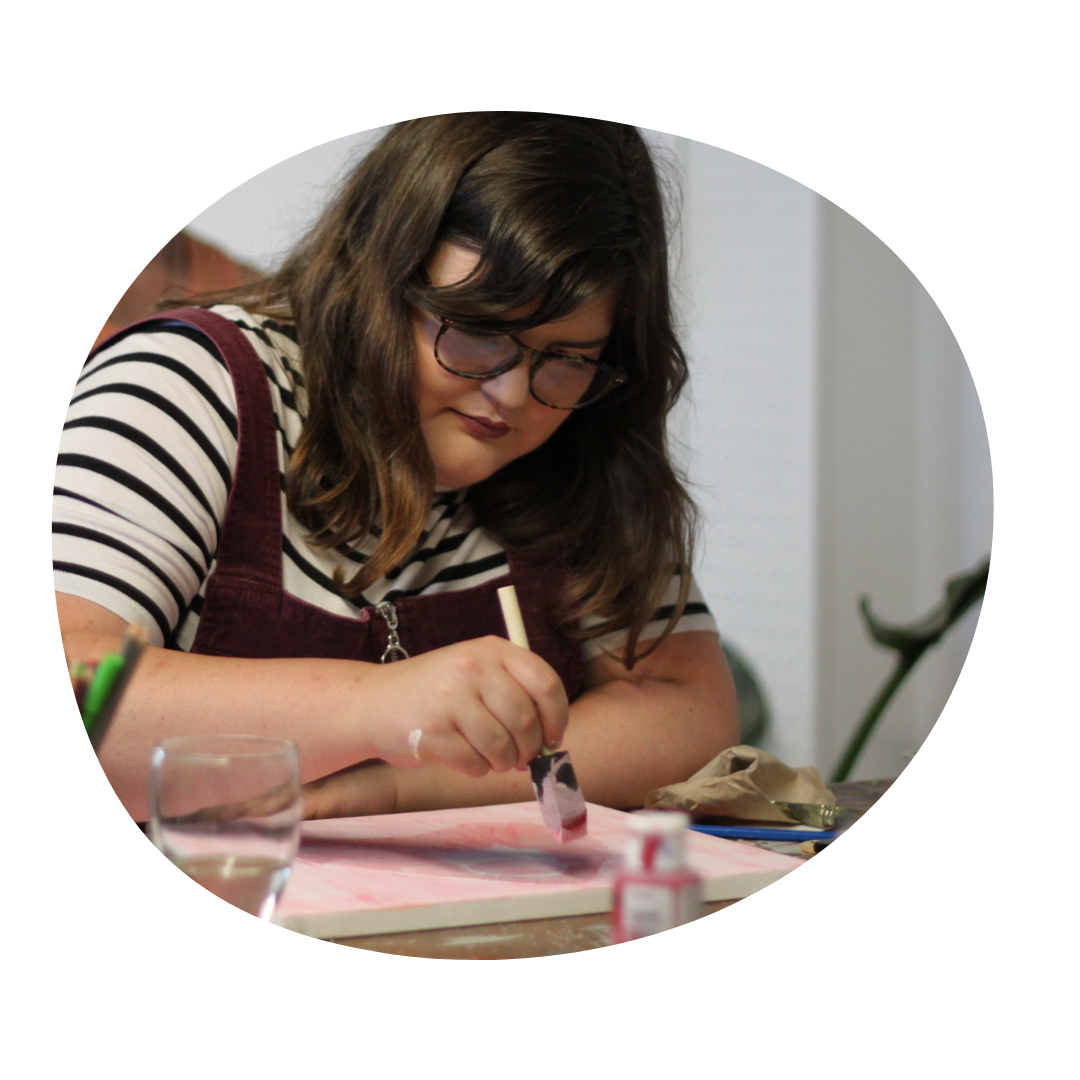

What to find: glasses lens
left=433, top=317, right=621, bottom=408
left=437, top=325, right=519, bottom=376
left=532, top=357, right=612, bottom=409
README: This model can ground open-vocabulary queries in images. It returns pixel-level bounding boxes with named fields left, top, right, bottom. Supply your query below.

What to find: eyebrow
left=531, top=334, right=610, bottom=350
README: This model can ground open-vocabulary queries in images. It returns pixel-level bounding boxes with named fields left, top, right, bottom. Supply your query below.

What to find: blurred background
left=99, top=124, right=993, bottom=783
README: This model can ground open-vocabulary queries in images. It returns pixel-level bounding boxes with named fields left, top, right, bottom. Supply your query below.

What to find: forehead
left=425, top=241, right=617, bottom=345
left=426, top=242, right=481, bottom=287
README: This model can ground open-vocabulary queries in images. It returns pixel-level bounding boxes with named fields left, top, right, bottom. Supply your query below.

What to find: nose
left=480, top=358, right=532, bottom=410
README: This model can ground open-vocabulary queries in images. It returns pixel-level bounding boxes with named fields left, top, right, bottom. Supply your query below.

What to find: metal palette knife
left=496, top=585, right=587, bottom=843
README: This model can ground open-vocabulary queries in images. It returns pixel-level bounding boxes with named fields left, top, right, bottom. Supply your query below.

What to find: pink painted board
left=275, top=801, right=802, bottom=939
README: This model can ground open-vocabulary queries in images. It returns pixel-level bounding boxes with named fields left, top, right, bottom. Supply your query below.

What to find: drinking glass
left=149, top=735, right=302, bottom=920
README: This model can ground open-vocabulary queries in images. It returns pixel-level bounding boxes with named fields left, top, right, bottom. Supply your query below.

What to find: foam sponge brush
left=528, top=749, right=588, bottom=842
left=497, top=585, right=588, bottom=843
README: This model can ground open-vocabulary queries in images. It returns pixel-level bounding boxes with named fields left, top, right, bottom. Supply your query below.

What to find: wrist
left=329, top=659, right=392, bottom=762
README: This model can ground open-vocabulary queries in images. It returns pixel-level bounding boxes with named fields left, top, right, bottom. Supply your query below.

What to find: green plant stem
left=831, top=652, right=921, bottom=783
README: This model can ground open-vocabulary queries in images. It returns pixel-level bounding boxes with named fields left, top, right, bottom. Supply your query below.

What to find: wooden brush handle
left=497, top=586, right=555, bottom=756
left=497, top=585, right=529, bottom=649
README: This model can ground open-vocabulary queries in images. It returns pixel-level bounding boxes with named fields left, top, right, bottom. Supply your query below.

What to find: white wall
left=670, top=139, right=820, bottom=768
left=186, top=129, right=386, bottom=271
left=183, top=124, right=993, bottom=781
left=815, top=201, right=992, bottom=780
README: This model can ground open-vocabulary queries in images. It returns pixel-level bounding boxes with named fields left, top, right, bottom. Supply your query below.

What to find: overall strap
left=116, top=307, right=285, bottom=589
left=169, top=307, right=283, bottom=589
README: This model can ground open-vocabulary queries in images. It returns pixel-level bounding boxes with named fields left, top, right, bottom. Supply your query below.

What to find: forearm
left=65, top=628, right=380, bottom=820
left=62, top=593, right=573, bottom=821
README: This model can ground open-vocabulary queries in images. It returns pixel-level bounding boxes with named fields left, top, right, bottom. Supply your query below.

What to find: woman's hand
left=357, top=636, right=568, bottom=777
left=303, top=760, right=399, bottom=819
left=388, top=630, right=740, bottom=815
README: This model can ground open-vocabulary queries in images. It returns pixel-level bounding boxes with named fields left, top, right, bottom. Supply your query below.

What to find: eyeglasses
left=429, top=316, right=627, bottom=410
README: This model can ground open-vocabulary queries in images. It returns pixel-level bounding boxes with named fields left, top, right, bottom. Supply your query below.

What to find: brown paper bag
left=644, top=745, right=834, bottom=823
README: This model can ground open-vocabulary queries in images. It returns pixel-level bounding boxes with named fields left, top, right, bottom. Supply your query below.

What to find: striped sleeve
left=580, top=573, right=719, bottom=662
left=53, top=323, right=238, bottom=646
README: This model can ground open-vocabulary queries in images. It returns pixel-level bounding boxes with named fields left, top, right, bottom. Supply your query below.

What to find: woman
left=55, top=113, right=740, bottom=822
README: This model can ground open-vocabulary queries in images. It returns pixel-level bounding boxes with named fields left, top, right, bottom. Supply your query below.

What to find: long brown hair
left=206, top=113, right=697, bottom=665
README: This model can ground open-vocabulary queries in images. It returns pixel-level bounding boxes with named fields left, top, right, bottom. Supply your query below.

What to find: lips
left=451, top=410, right=511, bottom=439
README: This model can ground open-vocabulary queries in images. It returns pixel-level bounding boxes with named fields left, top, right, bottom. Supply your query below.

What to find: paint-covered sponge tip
left=529, top=750, right=588, bottom=843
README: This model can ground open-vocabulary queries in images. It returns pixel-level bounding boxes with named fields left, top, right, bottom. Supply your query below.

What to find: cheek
left=414, top=351, right=455, bottom=415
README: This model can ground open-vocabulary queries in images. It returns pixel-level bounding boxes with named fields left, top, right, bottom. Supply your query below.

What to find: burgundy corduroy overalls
left=137, top=308, right=585, bottom=698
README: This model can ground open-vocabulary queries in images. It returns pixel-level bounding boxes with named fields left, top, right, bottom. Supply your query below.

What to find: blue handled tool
left=690, top=823, right=840, bottom=842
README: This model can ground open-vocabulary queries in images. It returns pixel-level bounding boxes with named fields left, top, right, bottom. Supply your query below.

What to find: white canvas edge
left=278, top=866, right=795, bottom=939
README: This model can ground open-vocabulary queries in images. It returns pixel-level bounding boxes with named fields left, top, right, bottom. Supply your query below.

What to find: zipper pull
left=374, top=601, right=410, bottom=663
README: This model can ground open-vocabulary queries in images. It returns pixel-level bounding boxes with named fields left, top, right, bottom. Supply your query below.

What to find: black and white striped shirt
left=53, top=304, right=717, bottom=659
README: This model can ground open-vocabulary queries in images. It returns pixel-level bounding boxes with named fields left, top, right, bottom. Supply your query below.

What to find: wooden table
left=329, top=779, right=892, bottom=959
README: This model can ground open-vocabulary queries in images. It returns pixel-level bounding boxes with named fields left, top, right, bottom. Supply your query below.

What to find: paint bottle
left=611, top=811, right=703, bottom=943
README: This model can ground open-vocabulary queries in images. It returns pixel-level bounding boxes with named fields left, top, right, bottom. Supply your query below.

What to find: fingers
left=410, top=724, right=492, bottom=778
left=418, top=696, right=528, bottom=774
left=453, top=639, right=567, bottom=767
left=441, top=639, right=568, bottom=766
left=475, top=679, right=544, bottom=768
left=495, top=642, right=570, bottom=752
left=368, top=638, right=570, bottom=780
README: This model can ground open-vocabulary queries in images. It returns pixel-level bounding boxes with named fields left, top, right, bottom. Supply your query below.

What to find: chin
left=434, top=459, right=503, bottom=489
left=436, top=469, right=497, bottom=489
